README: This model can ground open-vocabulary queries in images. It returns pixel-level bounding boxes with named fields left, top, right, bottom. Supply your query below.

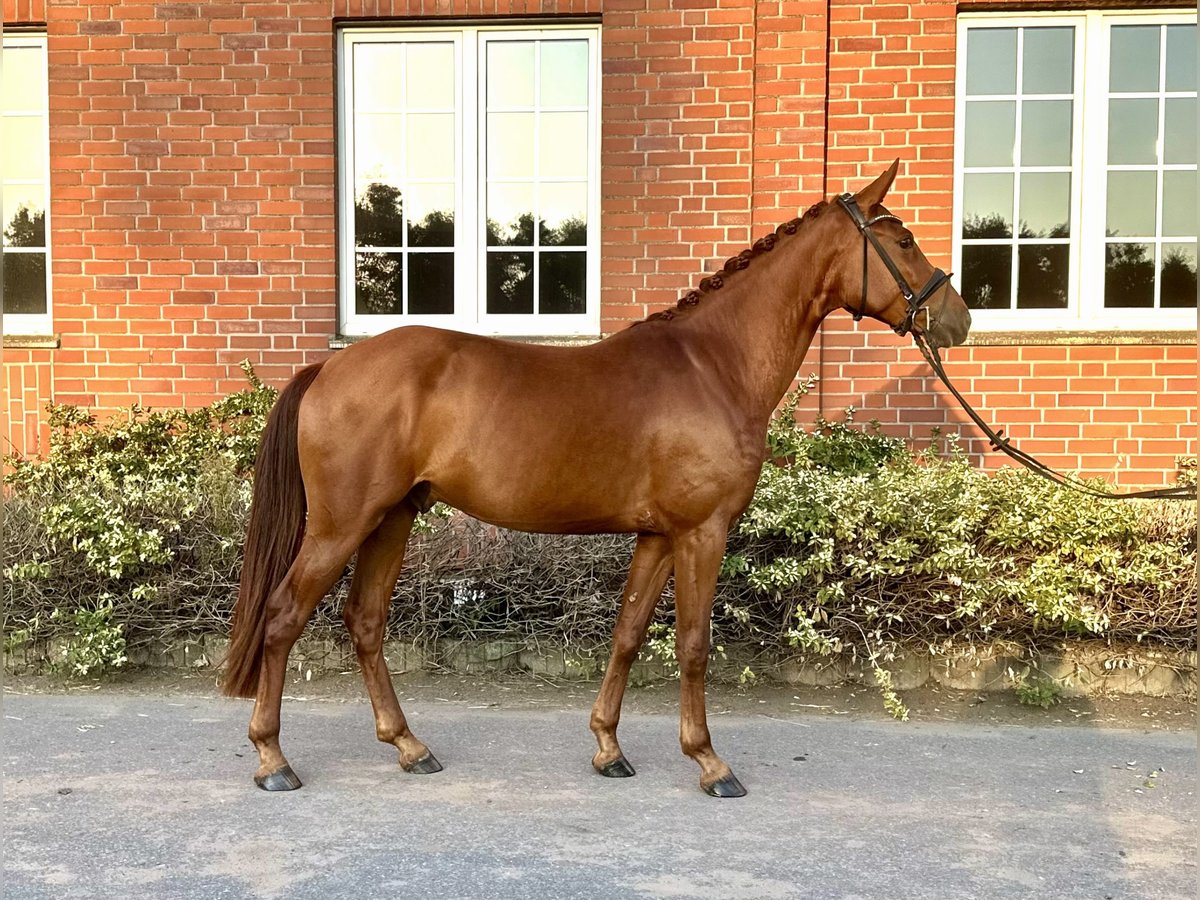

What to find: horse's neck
left=681, top=231, right=833, bottom=424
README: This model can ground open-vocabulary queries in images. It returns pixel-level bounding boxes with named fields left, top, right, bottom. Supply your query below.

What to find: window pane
left=354, top=183, right=405, bottom=248
left=1110, top=26, right=1160, bottom=93
left=1020, top=100, right=1072, bottom=167
left=406, top=184, right=455, bottom=247
left=1161, top=244, right=1197, bottom=309
left=962, top=173, right=1013, bottom=238
left=1104, top=243, right=1155, bottom=308
left=1165, top=25, right=1196, bottom=93
left=1022, top=28, right=1073, bottom=95
left=487, top=112, right=535, bottom=179
left=355, top=44, right=404, bottom=111
left=539, top=183, right=587, bottom=246
left=1107, top=99, right=1159, bottom=166
left=355, top=114, right=404, bottom=183
left=964, top=101, right=1015, bottom=167
left=355, top=252, right=404, bottom=314
left=405, top=43, right=455, bottom=109
left=1106, top=171, right=1157, bottom=238
left=406, top=113, right=455, bottom=180
left=540, top=41, right=589, bottom=107
left=539, top=252, right=586, bottom=314
left=1162, top=171, right=1196, bottom=238
left=961, top=244, right=1012, bottom=310
left=3, top=116, right=45, bottom=181
left=1019, top=172, right=1070, bottom=239
left=408, top=253, right=454, bottom=314
left=487, top=183, right=534, bottom=247
left=487, top=42, right=535, bottom=108
left=1164, top=98, right=1196, bottom=166
left=538, top=112, right=588, bottom=179
left=2, top=251, right=46, bottom=314
left=1, top=46, right=46, bottom=114
left=486, top=252, right=534, bottom=314
left=966, top=29, right=1016, bottom=95
left=3, top=185, right=46, bottom=247
left=1016, top=244, right=1069, bottom=309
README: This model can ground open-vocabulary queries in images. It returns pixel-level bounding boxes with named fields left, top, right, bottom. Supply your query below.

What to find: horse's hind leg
left=249, top=517, right=373, bottom=791
left=342, top=501, right=440, bottom=775
left=590, top=534, right=673, bottom=778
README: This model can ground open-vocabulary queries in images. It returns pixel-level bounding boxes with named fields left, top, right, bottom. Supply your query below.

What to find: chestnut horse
left=223, top=162, right=971, bottom=797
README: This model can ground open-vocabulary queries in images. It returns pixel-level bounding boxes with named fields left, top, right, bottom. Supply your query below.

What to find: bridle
left=834, top=194, right=1191, bottom=501
left=836, top=193, right=951, bottom=337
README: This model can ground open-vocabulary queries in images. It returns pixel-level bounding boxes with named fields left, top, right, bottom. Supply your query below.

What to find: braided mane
left=635, top=201, right=829, bottom=326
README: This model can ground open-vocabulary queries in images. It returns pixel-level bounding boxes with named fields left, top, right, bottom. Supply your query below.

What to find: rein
left=835, top=193, right=1194, bottom=502
left=913, top=335, right=1195, bottom=501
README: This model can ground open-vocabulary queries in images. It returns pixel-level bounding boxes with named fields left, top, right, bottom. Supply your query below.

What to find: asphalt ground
left=3, top=675, right=1196, bottom=899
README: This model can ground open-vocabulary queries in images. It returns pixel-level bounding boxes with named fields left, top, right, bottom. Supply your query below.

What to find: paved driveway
left=4, top=687, right=1195, bottom=899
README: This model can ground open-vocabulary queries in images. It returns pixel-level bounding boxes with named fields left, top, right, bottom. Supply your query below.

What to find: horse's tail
left=222, top=362, right=325, bottom=698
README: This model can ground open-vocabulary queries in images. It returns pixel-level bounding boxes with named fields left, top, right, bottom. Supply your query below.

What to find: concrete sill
left=3, top=334, right=60, bottom=349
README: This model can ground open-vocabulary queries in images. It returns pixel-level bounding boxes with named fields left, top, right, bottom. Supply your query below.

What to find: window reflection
left=1, top=46, right=46, bottom=113
left=3, top=199, right=45, bottom=248
left=1016, top=244, right=1069, bottom=309
left=962, top=173, right=1013, bottom=238
left=964, top=102, right=1015, bottom=167
left=355, top=252, right=405, bottom=315
left=487, top=252, right=534, bottom=314
left=540, top=41, right=588, bottom=107
left=962, top=245, right=1013, bottom=310
left=539, top=253, right=586, bottom=314
left=1161, top=244, right=1197, bottom=308
left=1020, top=100, right=1072, bottom=167
left=1165, top=25, right=1196, bottom=93
left=966, top=29, right=1016, bottom=95
left=1164, top=98, right=1196, bottom=165
left=1110, top=26, right=1160, bottom=92
left=1107, top=99, right=1158, bottom=166
left=1018, top=172, right=1070, bottom=239
left=1105, top=171, right=1156, bottom=237
left=1022, top=28, right=1073, bottom=95
left=1104, top=243, right=1155, bottom=308
left=408, top=253, right=454, bottom=314
left=2, top=253, right=45, bottom=314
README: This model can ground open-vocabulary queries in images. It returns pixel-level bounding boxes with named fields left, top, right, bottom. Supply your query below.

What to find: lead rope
left=913, top=334, right=1195, bottom=501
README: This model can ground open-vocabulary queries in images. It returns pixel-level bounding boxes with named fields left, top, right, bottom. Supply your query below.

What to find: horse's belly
left=426, top=461, right=647, bottom=535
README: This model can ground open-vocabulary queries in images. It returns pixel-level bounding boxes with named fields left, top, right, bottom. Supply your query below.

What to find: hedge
left=3, top=368, right=1195, bottom=686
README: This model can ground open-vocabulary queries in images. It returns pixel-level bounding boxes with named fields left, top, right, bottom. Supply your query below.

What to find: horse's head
left=832, top=161, right=971, bottom=350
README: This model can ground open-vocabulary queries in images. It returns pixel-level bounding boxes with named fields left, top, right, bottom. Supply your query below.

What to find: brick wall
left=3, top=0, right=1196, bottom=485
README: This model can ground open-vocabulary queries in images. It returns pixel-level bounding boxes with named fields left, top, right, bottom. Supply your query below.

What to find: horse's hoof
left=703, top=772, right=747, bottom=798
left=595, top=755, right=636, bottom=778
left=255, top=764, right=302, bottom=792
left=403, top=752, right=443, bottom=775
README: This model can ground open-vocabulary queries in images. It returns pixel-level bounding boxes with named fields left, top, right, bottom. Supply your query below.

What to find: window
left=954, top=12, right=1197, bottom=331
left=338, top=26, right=601, bottom=337
left=2, top=33, right=51, bottom=333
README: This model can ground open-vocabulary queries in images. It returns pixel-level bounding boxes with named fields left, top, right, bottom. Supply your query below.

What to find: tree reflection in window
left=961, top=214, right=1070, bottom=310
left=354, top=184, right=454, bottom=315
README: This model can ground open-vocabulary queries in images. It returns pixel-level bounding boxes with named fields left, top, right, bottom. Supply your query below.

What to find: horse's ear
left=854, top=159, right=900, bottom=210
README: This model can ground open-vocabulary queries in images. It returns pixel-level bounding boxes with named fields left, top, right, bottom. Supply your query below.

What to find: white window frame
left=954, top=10, right=1198, bottom=332
left=337, top=25, right=602, bottom=338
left=2, top=32, right=52, bottom=335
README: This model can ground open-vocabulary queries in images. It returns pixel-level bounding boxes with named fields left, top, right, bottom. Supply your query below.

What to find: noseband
left=836, top=193, right=952, bottom=337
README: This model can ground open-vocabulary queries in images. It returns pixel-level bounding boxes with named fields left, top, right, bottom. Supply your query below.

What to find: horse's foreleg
left=590, top=534, right=673, bottom=778
left=673, top=523, right=744, bottom=798
left=248, top=526, right=366, bottom=791
left=343, top=502, right=441, bottom=775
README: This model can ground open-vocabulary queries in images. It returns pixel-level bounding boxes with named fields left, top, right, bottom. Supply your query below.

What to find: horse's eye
left=899, top=237, right=914, bottom=250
